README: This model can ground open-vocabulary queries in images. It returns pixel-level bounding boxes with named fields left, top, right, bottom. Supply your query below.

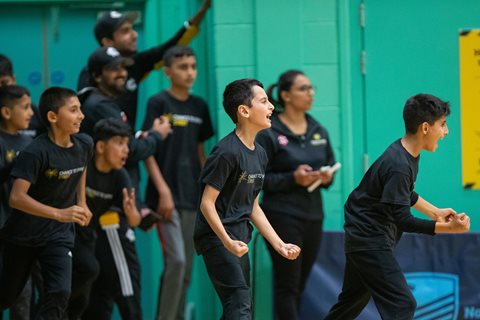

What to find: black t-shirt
left=0, top=131, right=32, bottom=228
left=1, top=133, right=93, bottom=247
left=256, top=113, right=335, bottom=221
left=77, top=26, right=189, bottom=128
left=142, top=91, right=214, bottom=210
left=194, top=131, right=268, bottom=254
left=76, top=160, right=131, bottom=243
left=344, top=139, right=436, bottom=253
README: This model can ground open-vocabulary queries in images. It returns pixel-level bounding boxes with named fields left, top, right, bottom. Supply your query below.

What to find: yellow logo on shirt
left=45, top=169, right=58, bottom=178
left=6, top=150, right=16, bottom=162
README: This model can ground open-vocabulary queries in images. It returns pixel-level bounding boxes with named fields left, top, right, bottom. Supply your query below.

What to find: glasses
left=293, top=85, right=315, bottom=93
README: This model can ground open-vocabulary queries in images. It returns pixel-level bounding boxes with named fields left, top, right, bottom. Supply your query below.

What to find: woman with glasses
left=256, top=69, right=337, bottom=320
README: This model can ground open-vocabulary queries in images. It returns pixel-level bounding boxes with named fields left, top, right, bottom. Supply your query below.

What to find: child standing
left=194, top=79, right=301, bottom=319
left=0, top=87, right=93, bottom=319
left=323, top=94, right=470, bottom=320
left=142, top=45, right=214, bottom=320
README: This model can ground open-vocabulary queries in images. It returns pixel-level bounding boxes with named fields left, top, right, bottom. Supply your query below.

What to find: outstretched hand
left=122, top=188, right=136, bottom=214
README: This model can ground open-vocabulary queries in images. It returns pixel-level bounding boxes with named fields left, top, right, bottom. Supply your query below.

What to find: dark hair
left=39, top=87, right=77, bottom=127
left=223, top=78, right=263, bottom=123
left=266, top=70, right=305, bottom=110
left=163, top=45, right=195, bottom=67
left=403, top=94, right=450, bottom=134
left=0, top=54, right=13, bottom=78
left=0, top=85, right=30, bottom=124
left=93, top=118, right=131, bottom=143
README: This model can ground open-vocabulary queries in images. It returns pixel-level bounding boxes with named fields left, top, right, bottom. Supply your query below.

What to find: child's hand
left=447, top=213, right=470, bottom=233
left=435, top=208, right=457, bottom=222
left=151, top=116, right=172, bottom=139
left=224, top=239, right=249, bottom=257
left=57, top=205, right=90, bottom=226
left=123, top=188, right=136, bottom=215
left=278, top=243, right=301, bottom=260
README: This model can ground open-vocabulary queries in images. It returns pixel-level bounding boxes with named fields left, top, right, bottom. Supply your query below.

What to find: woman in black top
left=256, top=70, right=336, bottom=320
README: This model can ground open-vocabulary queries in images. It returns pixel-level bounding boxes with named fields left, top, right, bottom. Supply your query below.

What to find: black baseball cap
left=94, top=11, right=138, bottom=44
left=87, top=47, right=133, bottom=78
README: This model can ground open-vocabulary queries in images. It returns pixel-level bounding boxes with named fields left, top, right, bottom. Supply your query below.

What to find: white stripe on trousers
left=103, top=225, right=134, bottom=296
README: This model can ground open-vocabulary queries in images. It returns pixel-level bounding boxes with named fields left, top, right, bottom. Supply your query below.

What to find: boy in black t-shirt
left=142, top=45, right=214, bottom=320
left=71, top=118, right=142, bottom=319
left=324, top=94, right=470, bottom=320
left=194, top=79, right=301, bottom=319
left=0, top=87, right=93, bottom=319
left=0, top=85, right=34, bottom=320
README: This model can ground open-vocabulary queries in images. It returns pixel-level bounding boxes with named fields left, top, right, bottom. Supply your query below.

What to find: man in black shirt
left=0, top=87, right=93, bottom=319
left=324, top=94, right=470, bottom=320
left=77, top=0, right=211, bottom=129
left=194, top=79, right=301, bottom=319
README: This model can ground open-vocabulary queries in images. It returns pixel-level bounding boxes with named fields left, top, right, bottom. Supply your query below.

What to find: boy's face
left=1, top=94, right=33, bottom=130
left=97, top=136, right=129, bottom=170
left=110, top=21, right=138, bottom=55
left=240, top=85, right=274, bottom=129
left=97, top=65, right=128, bottom=95
left=423, top=116, right=449, bottom=152
left=165, top=55, right=197, bottom=90
left=0, top=75, right=15, bottom=87
left=51, top=96, right=84, bottom=135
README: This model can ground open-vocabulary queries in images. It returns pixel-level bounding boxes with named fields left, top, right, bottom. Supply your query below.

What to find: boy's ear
left=164, top=66, right=172, bottom=78
left=421, top=122, right=429, bottom=135
left=46, top=110, right=58, bottom=124
left=95, top=140, right=105, bottom=155
left=0, top=106, right=11, bottom=120
left=237, top=104, right=250, bottom=120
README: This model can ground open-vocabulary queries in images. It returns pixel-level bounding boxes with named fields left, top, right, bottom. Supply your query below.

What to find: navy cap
left=94, top=11, right=138, bottom=44
left=87, top=47, right=133, bottom=78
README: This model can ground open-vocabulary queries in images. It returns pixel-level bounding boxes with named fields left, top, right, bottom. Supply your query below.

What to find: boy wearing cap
left=142, top=45, right=214, bottom=320
left=77, top=0, right=211, bottom=129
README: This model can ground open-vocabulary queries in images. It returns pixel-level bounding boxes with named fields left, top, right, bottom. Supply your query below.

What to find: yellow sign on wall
left=459, top=30, right=480, bottom=189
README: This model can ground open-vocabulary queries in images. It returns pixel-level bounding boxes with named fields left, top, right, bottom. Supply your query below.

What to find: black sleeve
left=131, top=27, right=187, bottom=82
left=11, top=150, right=43, bottom=184
left=113, top=169, right=133, bottom=208
left=256, top=130, right=296, bottom=192
left=199, top=102, right=214, bottom=142
left=126, top=132, right=162, bottom=166
left=201, top=152, right=234, bottom=191
left=380, top=171, right=412, bottom=206
left=392, top=204, right=436, bottom=235
left=142, top=95, right=165, bottom=131
left=410, top=191, right=419, bottom=206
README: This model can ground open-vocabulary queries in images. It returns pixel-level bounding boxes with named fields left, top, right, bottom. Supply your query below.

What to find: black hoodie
left=256, top=113, right=335, bottom=221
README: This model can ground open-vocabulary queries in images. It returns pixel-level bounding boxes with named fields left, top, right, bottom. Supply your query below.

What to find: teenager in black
left=76, top=118, right=142, bottom=320
left=142, top=46, right=214, bottom=320
left=194, top=79, right=301, bottom=319
left=0, top=87, right=93, bottom=319
left=77, top=0, right=211, bottom=128
left=256, top=70, right=336, bottom=320
left=324, top=94, right=470, bottom=320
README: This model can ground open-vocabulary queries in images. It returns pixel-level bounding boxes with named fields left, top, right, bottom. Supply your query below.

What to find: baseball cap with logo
left=87, top=47, right=134, bottom=78
left=94, top=11, right=138, bottom=44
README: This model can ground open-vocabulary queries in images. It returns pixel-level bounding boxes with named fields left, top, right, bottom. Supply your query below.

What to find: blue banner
left=300, top=232, right=480, bottom=320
